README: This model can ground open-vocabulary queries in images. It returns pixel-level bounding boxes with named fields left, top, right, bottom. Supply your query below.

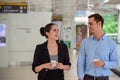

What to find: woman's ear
left=46, top=32, right=49, bottom=37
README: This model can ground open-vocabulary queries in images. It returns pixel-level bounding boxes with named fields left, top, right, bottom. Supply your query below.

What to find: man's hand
left=79, top=78, right=83, bottom=80
left=93, top=60, right=104, bottom=68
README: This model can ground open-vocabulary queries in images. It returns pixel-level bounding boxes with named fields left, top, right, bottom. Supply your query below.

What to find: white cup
left=51, top=60, right=57, bottom=68
left=93, top=59, right=100, bottom=62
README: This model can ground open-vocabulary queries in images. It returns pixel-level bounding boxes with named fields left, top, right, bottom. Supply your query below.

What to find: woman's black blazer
left=32, top=40, right=71, bottom=80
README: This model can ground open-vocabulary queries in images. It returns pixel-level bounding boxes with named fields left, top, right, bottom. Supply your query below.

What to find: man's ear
left=98, top=21, right=102, bottom=27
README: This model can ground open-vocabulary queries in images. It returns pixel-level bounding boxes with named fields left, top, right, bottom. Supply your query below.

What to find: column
left=118, top=10, right=120, bottom=43
left=62, top=0, right=75, bottom=50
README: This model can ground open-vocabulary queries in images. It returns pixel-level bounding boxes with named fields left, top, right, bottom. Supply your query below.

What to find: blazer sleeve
left=63, top=43, right=71, bottom=67
left=32, top=45, right=41, bottom=73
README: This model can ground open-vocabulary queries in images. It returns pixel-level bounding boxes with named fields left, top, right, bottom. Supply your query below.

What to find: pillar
left=118, top=10, right=120, bottom=43
left=62, top=0, right=75, bottom=50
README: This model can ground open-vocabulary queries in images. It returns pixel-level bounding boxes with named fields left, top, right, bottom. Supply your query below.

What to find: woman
left=32, top=23, right=71, bottom=80
left=76, top=26, right=82, bottom=50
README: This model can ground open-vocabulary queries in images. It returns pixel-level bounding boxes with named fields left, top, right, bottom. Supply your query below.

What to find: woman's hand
left=56, top=63, right=64, bottom=69
left=56, top=63, right=70, bottom=70
left=35, top=63, right=51, bottom=72
left=42, top=63, right=51, bottom=69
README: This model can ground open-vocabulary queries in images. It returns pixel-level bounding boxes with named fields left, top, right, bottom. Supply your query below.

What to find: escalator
left=111, top=67, right=120, bottom=77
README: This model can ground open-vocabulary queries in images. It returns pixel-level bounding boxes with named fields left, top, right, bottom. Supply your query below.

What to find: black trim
left=111, top=68, right=120, bottom=77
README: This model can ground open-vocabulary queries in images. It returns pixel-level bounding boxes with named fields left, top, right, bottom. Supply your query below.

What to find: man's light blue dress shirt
left=77, top=34, right=119, bottom=79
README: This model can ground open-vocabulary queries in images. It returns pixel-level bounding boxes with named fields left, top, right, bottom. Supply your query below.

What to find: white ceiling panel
left=107, top=0, right=120, bottom=4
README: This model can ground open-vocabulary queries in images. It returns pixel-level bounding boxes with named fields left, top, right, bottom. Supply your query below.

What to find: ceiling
left=107, top=0, right=120, bottom=4
left=51, top=0, right=120, bottom=16
left=90, top=0, right=120, bottom=13
left=0, top=0, right=120, bottom=16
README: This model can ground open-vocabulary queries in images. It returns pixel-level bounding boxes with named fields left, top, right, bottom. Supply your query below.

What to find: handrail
left=106, top=33, right=120, bottom=44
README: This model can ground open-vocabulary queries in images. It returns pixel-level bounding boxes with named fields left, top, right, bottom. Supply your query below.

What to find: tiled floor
left=0, top=49, right=119, bottom=80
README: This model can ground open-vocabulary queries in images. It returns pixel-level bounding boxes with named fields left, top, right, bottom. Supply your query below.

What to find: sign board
left=52, top=15, right=63, bottom=21
left=0, top=24, right=6, bottom=47
left=64, top=41, right=71, bottom=48
left=0, top=2, right=27, bottom=13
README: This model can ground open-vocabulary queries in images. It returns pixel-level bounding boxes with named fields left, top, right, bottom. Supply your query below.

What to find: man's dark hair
left=88, top=13, right=104, bottom=28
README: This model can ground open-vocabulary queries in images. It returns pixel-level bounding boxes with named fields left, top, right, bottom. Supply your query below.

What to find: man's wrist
left=79, top=78, right=83, bottom=80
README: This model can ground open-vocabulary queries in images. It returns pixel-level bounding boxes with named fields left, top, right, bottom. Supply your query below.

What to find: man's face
left=88, top=17, right=101, bottom=34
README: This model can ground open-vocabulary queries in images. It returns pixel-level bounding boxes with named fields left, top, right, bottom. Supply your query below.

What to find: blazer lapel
left=43, top=41, right=50, bottom=62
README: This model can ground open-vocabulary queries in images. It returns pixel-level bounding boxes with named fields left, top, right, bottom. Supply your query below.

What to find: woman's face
left=46, top=25, right=59, bottom=40
left=77, top=27, right=81, bottom=32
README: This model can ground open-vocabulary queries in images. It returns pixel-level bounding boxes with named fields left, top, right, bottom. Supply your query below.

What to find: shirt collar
left=92, top=33, right=106, bottom=40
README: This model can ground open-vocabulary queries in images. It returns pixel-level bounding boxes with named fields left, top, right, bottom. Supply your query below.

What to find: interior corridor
left=0, top=47, right=120, bottom=80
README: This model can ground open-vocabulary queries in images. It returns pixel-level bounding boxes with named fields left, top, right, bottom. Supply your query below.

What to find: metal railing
left=106, top=33, right=120, bottom=44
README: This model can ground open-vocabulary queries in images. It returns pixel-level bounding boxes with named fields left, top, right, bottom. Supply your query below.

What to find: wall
left=0, top=47, right=8, bottom=67
left=0, top=11, right=52, bottom=66
left=0, top=0, right=27, bottom=2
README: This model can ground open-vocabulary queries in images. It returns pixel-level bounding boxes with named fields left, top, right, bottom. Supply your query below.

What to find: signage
left=52, top=15, right=63, bottom=21
left=75, top=11, right=86, bottom=17
left=64, top=41, right=71, bottom=48
left=0, top=24, right=6, bottom=47
left=0, top=2, right=27, bottom=13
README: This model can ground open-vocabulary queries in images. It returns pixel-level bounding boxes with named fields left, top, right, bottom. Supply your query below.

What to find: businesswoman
left=32, top=23, right=71, bottom=80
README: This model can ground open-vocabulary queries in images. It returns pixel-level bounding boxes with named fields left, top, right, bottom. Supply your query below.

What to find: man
left=77, top=13, right=119, bottom=80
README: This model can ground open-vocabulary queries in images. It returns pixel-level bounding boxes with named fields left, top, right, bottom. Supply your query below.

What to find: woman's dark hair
left=40, top=23, right=57, bottom=38
left=40, top=27, right=45, bottom=36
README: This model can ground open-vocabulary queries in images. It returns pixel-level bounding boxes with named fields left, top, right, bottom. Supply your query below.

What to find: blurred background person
left=76, top=25, right=82, bottom=51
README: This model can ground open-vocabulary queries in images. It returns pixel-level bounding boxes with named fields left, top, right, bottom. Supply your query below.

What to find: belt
left=84, top=74, right=109, bottom=80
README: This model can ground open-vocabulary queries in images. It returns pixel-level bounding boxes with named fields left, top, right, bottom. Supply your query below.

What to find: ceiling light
left=115, top=4, right=120, bottom=10
left=103, top=0, right=109, bottom=3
